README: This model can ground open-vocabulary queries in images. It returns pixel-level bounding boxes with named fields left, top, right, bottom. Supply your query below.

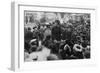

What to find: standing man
left=52, top=20, right=62, bottom=41
left=52, top=20, right=62, bottom=54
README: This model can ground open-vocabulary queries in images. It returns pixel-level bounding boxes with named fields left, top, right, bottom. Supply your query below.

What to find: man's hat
left=55, top=20, right=60, bottom=25
left=73, top=44, right=83, bottom=52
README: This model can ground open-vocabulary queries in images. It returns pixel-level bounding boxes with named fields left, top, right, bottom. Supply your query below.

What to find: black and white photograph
left=24, top=11, right=90, bottom=62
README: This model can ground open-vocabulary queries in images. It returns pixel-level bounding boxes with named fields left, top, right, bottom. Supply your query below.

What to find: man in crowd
left=52, top=20, right=62, bottom=41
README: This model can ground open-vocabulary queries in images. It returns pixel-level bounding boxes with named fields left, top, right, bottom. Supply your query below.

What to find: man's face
left=67, top=28, right=71, bottom=32
left=54, top=22, right=57, bottom=26
left=34, top=27, right=37, bottom=31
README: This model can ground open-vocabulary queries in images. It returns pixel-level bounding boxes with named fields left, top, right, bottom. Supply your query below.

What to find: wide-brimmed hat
left=73, top=44, right=83, bottom=52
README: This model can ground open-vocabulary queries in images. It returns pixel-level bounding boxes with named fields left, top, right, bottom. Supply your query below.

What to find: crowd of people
left=24, top=13, right=90, bottom=62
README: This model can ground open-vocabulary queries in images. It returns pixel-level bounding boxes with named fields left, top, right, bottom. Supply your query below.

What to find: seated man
left=24, top=51, right=33, bottom=62
left=29, top=46, right=51, bottom=61
left=29, top=38, right=38, bottom=53
left=60, top=44, right=72, bottom=59
left=73, top=43, right=84, bottom=59
left=83, top=45, right=90, bottom=59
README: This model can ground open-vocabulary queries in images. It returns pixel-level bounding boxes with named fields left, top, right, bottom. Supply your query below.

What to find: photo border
left=11, top=2, right=97, bottom=71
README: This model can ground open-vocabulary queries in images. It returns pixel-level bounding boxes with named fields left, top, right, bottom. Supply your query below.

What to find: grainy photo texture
left=24, top=11, right=90, bottom=62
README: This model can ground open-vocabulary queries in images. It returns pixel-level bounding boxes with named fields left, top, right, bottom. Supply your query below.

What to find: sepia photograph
left=24, top=11, right=90, bottom=62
